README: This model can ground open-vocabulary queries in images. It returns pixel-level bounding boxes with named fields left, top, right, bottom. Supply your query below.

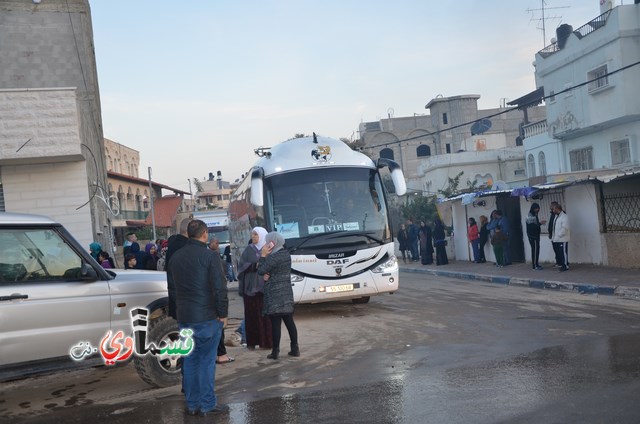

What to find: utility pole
left=148, top=166, right=157, bottom=241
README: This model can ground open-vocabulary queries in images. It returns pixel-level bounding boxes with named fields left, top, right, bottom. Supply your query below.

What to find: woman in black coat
left=397, top=224, right=409, bottom=263
left=433, top=219, right=448, bottom=265
left=419, top=220, right=434, bottom=265
left=258, top=231, right=299, bottom=360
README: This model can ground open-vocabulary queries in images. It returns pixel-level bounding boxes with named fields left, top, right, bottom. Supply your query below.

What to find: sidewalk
left=399, top=259, right=640, bottom=300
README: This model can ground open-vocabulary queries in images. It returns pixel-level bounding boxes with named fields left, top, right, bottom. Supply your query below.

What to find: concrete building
left=0, top=0, right=109, bottom=250
left=445, top=2, right=640, bottom=269
left=104, top=138, right=189, bottom=244
left=196, top=172, right=233, bottom=210
left=359, top=95, right=546, bottom=194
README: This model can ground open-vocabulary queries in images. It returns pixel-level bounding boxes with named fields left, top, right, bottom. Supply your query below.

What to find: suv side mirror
left=81, top=263, right=98, bottom=281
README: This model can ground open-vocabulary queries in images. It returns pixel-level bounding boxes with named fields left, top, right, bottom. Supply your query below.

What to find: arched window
left=527, top=153, right=536, bottom=178
left=416, top=145, right=431, bottom=157
left=538, top=152, right=547, bottom=176
left=380, top=148, right=394, bottom=160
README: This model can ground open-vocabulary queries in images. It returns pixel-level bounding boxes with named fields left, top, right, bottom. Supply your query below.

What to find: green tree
left=437, top=171, right=479, bottom=198
left=400, top=195, right=438, bottom=224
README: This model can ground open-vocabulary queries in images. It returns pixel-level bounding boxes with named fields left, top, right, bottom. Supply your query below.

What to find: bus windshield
left=265, top=167, right=390, bottom=248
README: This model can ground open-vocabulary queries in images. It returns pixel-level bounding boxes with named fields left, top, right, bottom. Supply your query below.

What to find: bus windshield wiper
left=331, top=231, right=384, bottom=244
left=288, top=231, right=343, bottom=253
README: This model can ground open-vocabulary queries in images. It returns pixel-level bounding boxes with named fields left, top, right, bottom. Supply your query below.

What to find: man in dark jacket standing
left=169, top=219, right=229, bottom=416
left=166, top=218, right=190, bottom=319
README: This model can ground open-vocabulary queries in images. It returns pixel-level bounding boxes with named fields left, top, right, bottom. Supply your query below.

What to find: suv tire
left=133, top=312, right=182, bottom=388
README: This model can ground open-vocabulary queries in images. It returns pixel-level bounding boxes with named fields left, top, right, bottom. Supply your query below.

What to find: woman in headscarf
left=258, top=231, right=299, bottom=360
left=419, top=220, right=433, bottom=265
left=142, top=242, right=159, bottom=270
left=433, top=218, right=448, bottom=266
left=237, top=227, right=272, bottom=350
left=89, top=242, right=102, bottom=261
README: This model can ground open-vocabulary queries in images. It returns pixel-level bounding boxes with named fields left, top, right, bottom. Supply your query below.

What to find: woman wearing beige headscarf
left=258, top=231, right=299, bottom=360
left=237, top=227, right=272, bottom=349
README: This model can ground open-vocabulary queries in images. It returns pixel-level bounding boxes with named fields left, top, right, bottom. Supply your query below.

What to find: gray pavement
left=400, top=259, right=640, bottom=300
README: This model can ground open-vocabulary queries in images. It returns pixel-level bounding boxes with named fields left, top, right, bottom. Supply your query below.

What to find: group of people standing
left=237, top=227, right=299, bottom=360
left=397, top=218, right=449, bottom=266
left=464, top=203, right=570, bottom=271
left=163, top=220, right=300, bottom=416
left=527, top=201, right=570, bottom=272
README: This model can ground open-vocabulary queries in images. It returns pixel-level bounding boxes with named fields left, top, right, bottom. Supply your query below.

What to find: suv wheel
left=133, top=313, right=182, bottom=387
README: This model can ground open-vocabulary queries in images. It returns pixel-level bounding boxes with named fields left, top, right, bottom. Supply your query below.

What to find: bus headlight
left=372, top=256, right=398, bottom=274
left=291, top=273, right=304, bottom=282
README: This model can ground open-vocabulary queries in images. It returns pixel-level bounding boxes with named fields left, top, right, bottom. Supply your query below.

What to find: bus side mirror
left=377, top=158, right=406, bottom=196
left=391, top=168, right=407, bottom=196
left=250, top=168, right=264, bottom=206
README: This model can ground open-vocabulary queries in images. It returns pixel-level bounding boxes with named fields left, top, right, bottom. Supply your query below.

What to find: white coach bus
left=228, top=134, right=406, bottom=304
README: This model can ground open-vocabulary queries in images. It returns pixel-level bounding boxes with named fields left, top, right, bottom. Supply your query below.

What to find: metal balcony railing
left=537, top=10, right=612, bottom=59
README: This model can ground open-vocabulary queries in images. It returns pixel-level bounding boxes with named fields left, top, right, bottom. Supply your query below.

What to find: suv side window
left=0, top=228, right=83, bottom=283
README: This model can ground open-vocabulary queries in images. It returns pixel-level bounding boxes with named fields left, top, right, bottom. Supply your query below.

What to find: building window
left=445, top=144, right=451, bottom=153
left=380, top=148, right=394, bottom=160
left=442, top=113, right=448, bottom=125
left=416, top=145, right=431, bottom=157
left=548, top=90, right=555, bottom=103
left=538, top=152, right=547, bottom=176
left=528, top=154, right=536, bottom=177
left=588, top=64, right=609, bottom=93
left=610, top=138, right=630, bottom=166
left=569, top=146, right=594, bottom=171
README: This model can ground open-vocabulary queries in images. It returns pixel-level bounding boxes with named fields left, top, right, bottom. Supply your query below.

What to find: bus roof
left=255, top=136, right=375, bottom=177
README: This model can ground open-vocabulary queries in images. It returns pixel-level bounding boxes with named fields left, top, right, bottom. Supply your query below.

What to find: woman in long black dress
left=419, top=220, right=433, bottom=265
left=433, top=218, right=448, bottom=265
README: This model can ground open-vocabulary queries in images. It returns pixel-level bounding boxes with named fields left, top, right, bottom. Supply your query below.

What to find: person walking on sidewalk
left=491, top=225, right=508, bottom=267
left=552, top=203, right=570, bottom=272
left=258, top=231, right=300, bottom=360
left=467, top=217, right=481, bottom=263
left=526, top=203, right=546, bottom=270
left=478, top=215, right=489, bottom=263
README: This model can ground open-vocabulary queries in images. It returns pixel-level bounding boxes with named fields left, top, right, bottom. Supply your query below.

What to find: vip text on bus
left=228, top=134, right=407, bottom=304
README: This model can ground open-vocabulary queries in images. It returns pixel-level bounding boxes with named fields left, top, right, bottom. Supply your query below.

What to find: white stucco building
left=445, top=2, right=640, bottom=269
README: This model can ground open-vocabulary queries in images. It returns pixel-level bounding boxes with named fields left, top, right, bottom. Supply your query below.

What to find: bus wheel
left=352, top=296, right=370, bottom=304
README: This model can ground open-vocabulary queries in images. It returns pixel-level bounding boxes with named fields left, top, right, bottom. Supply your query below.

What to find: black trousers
left=554, top=242, right=569, bottom=270
left=528, top=237, right=540, bottom=268
left=269, top=314, right=298, bottom=350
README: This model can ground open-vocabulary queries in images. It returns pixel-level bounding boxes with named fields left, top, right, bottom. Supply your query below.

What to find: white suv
left=0, top=212, right=181, bottom=387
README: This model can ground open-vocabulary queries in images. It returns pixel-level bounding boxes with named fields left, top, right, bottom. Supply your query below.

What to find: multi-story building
left=0, top=0, right=109, bottom=249
left=104, top=139, right=189, bottom=244
left=359, top=95, right=546, bottom=194
left=196, top=172, right=233, bottom=210
left=444, top=2, right=640, bottom=268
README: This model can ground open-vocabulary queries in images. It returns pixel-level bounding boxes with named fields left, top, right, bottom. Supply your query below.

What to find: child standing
left=491, top=225, right=508, bottom=267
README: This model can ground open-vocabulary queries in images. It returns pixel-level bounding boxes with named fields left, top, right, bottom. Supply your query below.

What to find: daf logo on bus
left=327, top=258, right=349, bottom=265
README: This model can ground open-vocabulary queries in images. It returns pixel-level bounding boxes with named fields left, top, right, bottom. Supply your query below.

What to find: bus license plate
left=325, top=284, right=354, bottom=293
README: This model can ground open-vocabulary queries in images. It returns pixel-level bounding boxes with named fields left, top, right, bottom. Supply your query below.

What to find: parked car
left=0, top=212, right=180, bottom=387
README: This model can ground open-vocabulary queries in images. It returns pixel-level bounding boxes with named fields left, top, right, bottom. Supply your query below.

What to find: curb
left=402, top=267, right=640, bottom=301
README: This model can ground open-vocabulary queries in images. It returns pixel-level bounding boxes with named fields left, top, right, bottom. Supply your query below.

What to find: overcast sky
left=90, top=0, right=600, bottom=193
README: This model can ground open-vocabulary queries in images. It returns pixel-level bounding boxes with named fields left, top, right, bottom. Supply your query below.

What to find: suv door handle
left=0, top=294, right=29, bottom=301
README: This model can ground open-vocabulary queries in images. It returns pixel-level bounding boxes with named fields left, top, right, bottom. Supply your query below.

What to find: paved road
left=3, top=272, right=640, bottom=423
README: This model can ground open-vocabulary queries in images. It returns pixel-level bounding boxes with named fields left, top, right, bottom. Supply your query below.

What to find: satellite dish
left=470, top=118, right=492, bottom=135
left=493, top=180, right=508, bottom=190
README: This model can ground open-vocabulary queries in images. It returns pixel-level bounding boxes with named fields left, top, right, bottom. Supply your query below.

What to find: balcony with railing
left=537, top=10, right=612, bottom=59
left=523, top=119, right=548, bottom=139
